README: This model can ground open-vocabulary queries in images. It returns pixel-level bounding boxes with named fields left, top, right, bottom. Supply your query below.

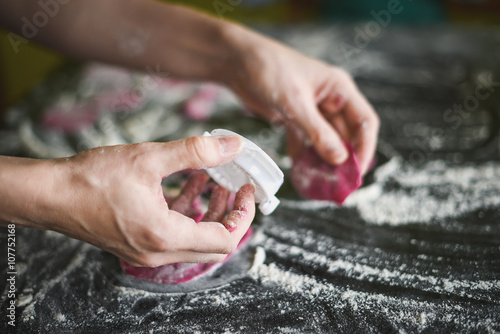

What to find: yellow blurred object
left=446, top=0, right=500, bottom=26
left=0, top=28, right=66, bottom=117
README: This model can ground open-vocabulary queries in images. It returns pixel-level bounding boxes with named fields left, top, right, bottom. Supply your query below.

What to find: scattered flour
left=253, top=257, right=497, bottom=331
left=284, top=158, right=500, bottom=226
left=262, top=235, right=499, bottom=301
left=249, top=246, right=266, bottom=274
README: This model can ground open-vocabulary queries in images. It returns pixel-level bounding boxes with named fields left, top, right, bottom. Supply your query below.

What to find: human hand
left=222, top=27, right=379, bottom=174
left=167, top=172, right=253, bottom=234
left=45, top=136, right=255, bottom=267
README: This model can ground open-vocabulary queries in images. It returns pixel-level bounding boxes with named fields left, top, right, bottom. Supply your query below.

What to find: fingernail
left=217, top=135, right=243, bottom=158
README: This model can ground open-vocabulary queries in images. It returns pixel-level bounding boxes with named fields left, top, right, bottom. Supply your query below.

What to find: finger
left=285, top=123, right=306, bottom=159
left=319, top=91, right=346, bottom=118
left=201, top=186, right=230, bottom=222
left=120, top=250, right=227, bottom=267
left=157, top=251, right=228, bottom=264
left=328, top=113, right=352, bottom=143
left=223, top=184, right=256, bottom=251
left=342, top=89, right=380, bottom=174
left=226, top=192, right=236, bottom=211
left=169, top=172, right=209, bottom=215
left=164, top=209, right=234, bottom=254
left=154, top=135, right=244, bottom=177
left=319, top=89, right=352, bottom=146
left=134, top=251, right=228, bottom=267
left=289, top=97, right=348, bottom=165
left=168, top=251, right=226, bottom=264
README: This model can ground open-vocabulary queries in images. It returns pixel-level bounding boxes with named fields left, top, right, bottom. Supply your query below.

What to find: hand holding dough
left=223, top=27, right=380, bottom=174
left=39, top=135, right=255, bottom=268
left=122, top=172, right=254, bottom=284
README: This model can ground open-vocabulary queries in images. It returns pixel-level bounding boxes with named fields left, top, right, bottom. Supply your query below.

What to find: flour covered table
left=1, top=25, right=499, bottom=333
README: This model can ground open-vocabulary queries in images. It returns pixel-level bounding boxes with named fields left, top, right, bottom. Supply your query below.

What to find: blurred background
left=0, top=0, right=499, bottom=117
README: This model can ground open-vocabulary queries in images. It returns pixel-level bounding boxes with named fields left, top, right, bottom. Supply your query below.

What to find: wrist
left=215, top=22, right=288, bottom=93
left=147, top=4, right=246, bottom=83
left=0, top=156, right=65, bottom=231
left=215, top=22, right=258, bottom=87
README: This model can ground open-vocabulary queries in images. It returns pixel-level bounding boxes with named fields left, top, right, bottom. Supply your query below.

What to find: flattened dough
left=291, top=142, right=362, bottom=205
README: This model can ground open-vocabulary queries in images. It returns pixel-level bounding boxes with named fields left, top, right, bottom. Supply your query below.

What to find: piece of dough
left=290, top=142, right=362, bottom=205
left=183, top=84, right=220, bottom=121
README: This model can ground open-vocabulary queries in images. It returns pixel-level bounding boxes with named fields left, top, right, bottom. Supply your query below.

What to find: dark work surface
left=1, top=25, right=500, bottom=333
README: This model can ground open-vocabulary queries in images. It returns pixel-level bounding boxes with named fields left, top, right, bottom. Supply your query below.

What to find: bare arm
left=0, top=156, right=57, bottom=230
left=0, top=137, right=258, bottom=267
left=0, top=0, right=379, bottom=170
left=0, top=0, right=234, bottom=81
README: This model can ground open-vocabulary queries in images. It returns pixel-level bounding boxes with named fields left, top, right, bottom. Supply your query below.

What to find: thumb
left=159, top=135, right=243, bottom=176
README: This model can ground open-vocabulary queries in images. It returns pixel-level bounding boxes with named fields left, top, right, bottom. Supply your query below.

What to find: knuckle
left=150, top=237, right=171, bottom=252
left=185, top=136, right=215, bottom=166
left=333, top=67, right=353, bottom=83
left=139, top=228, right=173, bottom=252
left=129, top=143, right=155, bottom=169
left=153, top=232, right=179, bottom=253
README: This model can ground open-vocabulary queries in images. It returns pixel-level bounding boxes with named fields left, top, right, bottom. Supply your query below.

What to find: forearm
left=0, top=0, right=244, bottom=83
left=0, top=156, right=60, bottom=230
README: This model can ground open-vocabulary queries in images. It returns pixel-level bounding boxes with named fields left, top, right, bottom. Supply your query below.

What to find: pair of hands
left=1, top=9, right=379, bottom=268
left=49, top=34, right=378, bottom=268
left=0, top=0, right=379, bottom=267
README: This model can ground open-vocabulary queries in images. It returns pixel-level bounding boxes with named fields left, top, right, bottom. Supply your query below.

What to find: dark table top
left=1, top=25, right=500, bottom=333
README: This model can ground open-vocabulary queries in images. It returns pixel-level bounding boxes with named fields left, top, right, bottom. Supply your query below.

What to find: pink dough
left=183, top=84, right=220, bottom=121
left=43, top=92, right=144, bottom=133
left=94, top=91, right=145, bottom=112
left=290, top=141, right=362, bottom=205
left=43, top=103, right=98, bottom=133
left=121, top=228, right=253, bottom=284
